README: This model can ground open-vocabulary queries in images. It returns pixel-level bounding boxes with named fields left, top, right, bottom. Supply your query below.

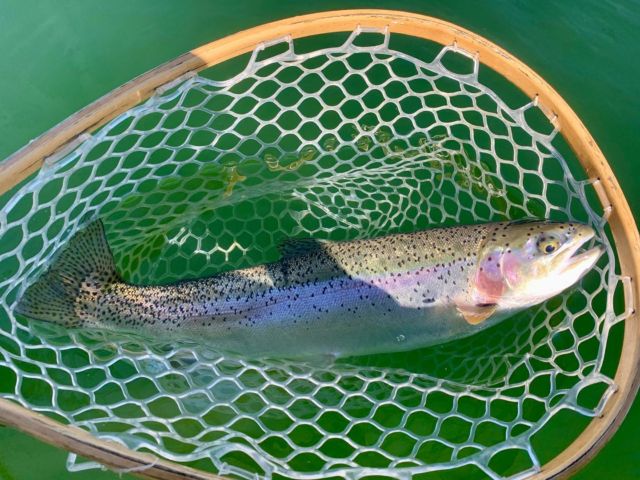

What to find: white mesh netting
left=0, top=28, right=632, bottom=479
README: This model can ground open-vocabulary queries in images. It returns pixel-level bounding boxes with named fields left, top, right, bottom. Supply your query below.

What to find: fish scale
left=16, top=220, right=601, bottom=358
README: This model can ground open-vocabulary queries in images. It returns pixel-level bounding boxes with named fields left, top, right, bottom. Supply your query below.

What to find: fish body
left=17, top=220, right=602, bottom=358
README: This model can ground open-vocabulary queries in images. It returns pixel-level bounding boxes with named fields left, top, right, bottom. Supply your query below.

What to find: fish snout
left=574, top=224, right=595, bottom=243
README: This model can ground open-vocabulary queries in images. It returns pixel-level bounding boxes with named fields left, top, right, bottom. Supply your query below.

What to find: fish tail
left=16, top=220, right=119, bottom=327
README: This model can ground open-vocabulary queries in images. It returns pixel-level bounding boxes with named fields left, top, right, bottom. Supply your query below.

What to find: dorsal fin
left=278, top=238, right=327, bottom=258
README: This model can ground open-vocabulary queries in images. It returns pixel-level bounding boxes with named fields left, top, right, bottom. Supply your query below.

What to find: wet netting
left=0, top=28, right=631, bottom=479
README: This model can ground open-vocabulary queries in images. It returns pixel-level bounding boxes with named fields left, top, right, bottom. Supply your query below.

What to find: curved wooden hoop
left=0, top=9, right=638, bottom=480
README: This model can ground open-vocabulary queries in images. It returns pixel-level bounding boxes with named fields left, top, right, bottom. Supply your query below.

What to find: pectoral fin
left=456, top=303, right=498, bottom=325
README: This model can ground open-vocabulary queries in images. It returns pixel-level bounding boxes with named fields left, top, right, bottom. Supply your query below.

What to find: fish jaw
left=506, top=230, right=603, bottom=308
left=551, top=224, right=596, bottom=267
left=473, top=221, right=604, bottom=312
left=544, top=225, right=603, bottom=295
left=554, top=244, right=604, bottom=289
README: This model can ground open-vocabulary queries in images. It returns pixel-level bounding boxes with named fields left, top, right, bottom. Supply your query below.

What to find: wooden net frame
left=0, top=10, right=638, bottom=480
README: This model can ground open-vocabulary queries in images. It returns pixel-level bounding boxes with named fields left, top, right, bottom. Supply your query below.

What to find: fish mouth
left=558, top=225, right=604, bottom=273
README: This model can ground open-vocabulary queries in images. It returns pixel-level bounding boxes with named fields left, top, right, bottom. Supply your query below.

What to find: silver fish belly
left=16, top=220, right=601, bottom=358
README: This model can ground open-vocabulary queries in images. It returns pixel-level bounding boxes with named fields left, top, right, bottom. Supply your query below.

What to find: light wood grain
left=1, top=9, right=638, bottom=480
left=0, top=398, right=221, bottom=480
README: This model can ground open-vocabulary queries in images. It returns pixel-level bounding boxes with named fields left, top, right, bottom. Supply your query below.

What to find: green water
left=0, top=0, right=639, bottom=479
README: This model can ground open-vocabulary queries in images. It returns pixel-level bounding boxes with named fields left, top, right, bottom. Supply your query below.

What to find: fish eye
left=538, top=237, right=560, bottom=255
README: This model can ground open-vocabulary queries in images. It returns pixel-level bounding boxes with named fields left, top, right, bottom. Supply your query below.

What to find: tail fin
left=16, top=220, right=119, bottom=327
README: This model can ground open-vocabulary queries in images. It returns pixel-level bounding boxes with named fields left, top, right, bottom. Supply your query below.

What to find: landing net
left=0, top=28, right=629, bottom=479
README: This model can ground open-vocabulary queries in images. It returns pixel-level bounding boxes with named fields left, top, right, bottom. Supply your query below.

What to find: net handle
left=0, top=398, right=221, bottom=480
left=0, top=9, right=638, bottom=479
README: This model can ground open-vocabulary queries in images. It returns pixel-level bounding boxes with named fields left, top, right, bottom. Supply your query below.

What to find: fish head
left=473, top=220, right=603, bottom=309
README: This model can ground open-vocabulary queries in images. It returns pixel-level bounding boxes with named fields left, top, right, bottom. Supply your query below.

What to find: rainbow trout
left=17, top=220, right=602, bottom=358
